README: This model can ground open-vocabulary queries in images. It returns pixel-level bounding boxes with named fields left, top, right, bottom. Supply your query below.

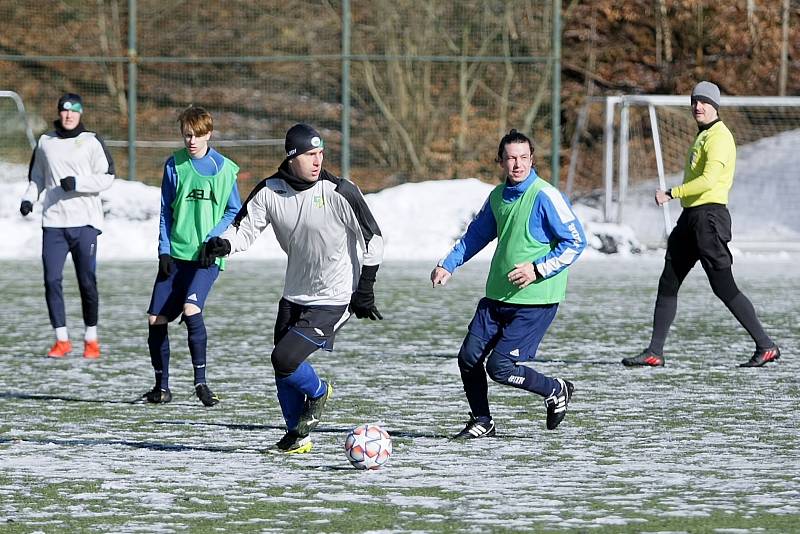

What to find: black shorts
left=666, top=204, right=733, bottom=271
left=274, top=298, right=350, bottom=351
left=270, top=298, right=351, bottom=376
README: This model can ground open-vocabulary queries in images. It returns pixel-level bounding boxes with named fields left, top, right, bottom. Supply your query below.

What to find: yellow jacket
left=671, top=120, right=736, bottom=208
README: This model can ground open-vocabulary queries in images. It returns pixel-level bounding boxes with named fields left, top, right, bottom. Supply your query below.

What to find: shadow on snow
left=152, top=419, right=447, bottom=439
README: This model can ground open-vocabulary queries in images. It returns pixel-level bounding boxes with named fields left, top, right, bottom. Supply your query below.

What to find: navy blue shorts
left=465, top=297, right=559, bottom=363
left=147, top=259, right=220, bottom=321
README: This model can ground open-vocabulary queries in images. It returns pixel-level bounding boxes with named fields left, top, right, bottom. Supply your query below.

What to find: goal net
left=0, top=90, right=36, bottom=183
left=566, top=95, right=800, bottom=250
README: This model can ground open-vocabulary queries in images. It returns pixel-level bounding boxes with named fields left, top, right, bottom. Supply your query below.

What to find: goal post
left=0, top=90, right=37, bottom=170
left=567, top=95, right=800, bottom=249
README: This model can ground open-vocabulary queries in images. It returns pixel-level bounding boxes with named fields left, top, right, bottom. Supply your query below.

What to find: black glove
left=158, top=253, right=175, bottom=279
left=20, top=200, right=33, bottom=216
left=199, top=237, right=231, bottom=267
left=60, top=176, right=76, bottom=192
left=349, top=264, right=383, bottom=320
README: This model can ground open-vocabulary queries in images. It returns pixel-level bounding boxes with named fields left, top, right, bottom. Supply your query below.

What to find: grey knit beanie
left=691, top=81, right=720, bottom=110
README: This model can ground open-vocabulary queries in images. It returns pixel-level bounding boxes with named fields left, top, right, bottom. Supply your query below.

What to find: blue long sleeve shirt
left=158, top=147, right=242, bottom=256
left=441, top=170, right=586, bottom=278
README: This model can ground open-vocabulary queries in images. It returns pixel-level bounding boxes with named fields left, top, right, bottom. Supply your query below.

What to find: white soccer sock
left=55, top=326, right=69, bottom=342
left=84, top=325, right=98, bottom=341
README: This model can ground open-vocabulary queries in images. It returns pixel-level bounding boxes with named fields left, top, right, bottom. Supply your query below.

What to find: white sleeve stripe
left=540, top=247, right=579, bottom=276
left=541, top=187, right=575, bottom=223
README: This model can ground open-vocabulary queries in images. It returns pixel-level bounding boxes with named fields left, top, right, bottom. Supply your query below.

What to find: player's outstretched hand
left=199, top=237, right=231, bottom=267
left=431, top=266, right=451, bottom=287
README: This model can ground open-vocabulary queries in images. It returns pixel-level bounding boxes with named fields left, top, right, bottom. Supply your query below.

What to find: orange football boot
left=83, top=339, right=101, bottom=359
left=47, top=340, right=73, bottom=358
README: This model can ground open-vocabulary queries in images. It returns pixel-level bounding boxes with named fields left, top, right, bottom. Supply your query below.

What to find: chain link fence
left=0, top=0, right=558, bottom=195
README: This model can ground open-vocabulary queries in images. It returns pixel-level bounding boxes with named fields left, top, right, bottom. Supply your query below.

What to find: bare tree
left=498, top=8, right=516, bottom=138
left=656, top=0, right=672, bottom=65
left=747, top=0, right=758, bottom=47
left=520, top=1, right=554, bottom=139
left=353, top=0, right=432, bottom=176
left=436, top=2, right=500, bottom=174
left=779, top=0, right=789, bottom=96
left=96, top=0, right=127, bottom=116
left=694, top=2, right=704, bottom=70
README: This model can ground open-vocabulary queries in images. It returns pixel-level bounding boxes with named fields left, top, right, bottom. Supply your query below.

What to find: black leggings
left=649, top=260, right=773, bottom=354
left=657, top=259, right=739, bottom=302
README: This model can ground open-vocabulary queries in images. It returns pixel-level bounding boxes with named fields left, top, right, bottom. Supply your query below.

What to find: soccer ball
left=344, top=424, right=392, bottom=470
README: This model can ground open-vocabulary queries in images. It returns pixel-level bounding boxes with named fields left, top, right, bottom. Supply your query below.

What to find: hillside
left=0, top=1, right=797, bottom=193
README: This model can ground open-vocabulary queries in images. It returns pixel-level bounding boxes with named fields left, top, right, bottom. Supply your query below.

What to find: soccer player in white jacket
left=203, top=123, right=384, bottom=453
left=19, top=93, right=115, bottom=359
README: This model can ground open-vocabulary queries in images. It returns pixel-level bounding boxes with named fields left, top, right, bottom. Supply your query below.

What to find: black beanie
left=285, top=123, right=324, bottom=158
left=57, top=93, right=84, bottom=114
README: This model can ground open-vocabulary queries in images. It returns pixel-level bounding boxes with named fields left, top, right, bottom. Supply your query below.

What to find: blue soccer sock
left=281, top=360, right=324, bottom=397
left=274, top=361, right=325, bottom=430
left=275, top=377, right=305, bottom=431
left=183, top=313, right=208, bottom=386
left=147, top=323, right=169, bottom=390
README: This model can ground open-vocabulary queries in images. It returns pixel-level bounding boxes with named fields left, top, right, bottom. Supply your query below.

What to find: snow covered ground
left=4, top=157, right=795, bottom=263
left=0, top=258, right=797, bottom=532
left=1, top=149, right=798, bottom=531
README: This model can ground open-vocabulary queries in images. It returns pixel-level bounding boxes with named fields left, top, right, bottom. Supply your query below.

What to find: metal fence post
left=550, top=0, right=561, bottom=187
left=127, top=0, right=137, bottom=181
left=341, top=0, right=351, bottom=179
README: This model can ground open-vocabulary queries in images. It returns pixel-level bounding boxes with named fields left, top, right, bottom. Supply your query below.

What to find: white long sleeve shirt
left=223, top=166, right=383, bottom=306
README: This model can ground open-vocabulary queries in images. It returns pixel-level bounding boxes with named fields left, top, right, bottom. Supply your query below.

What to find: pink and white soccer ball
left=344, top=424, right=392, bottom=470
